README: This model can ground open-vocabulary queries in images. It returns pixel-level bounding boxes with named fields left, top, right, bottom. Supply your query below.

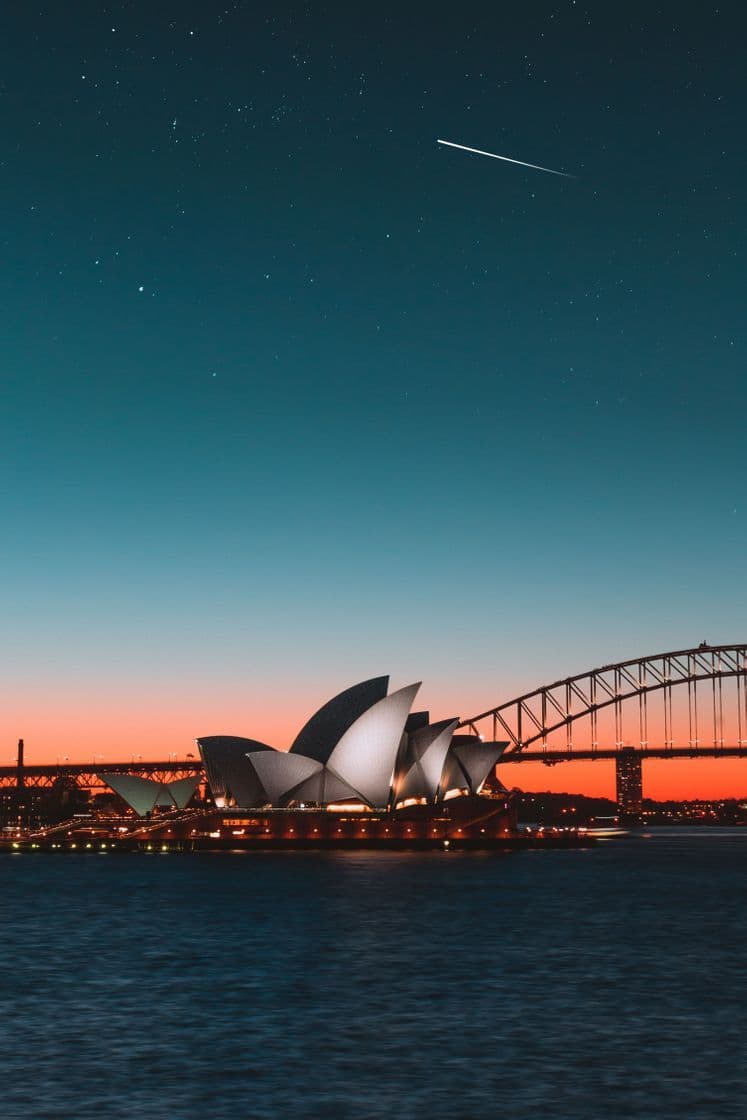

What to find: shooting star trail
left=437, top=139, right=574, bottom=178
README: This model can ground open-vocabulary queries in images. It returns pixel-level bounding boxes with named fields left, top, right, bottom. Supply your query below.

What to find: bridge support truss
left=459, top=644, right=747, bottom=804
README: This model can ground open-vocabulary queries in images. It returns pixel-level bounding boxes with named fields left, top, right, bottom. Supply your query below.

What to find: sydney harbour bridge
left=3, top=645, right=747, bottom=812
left=458, top=643, right=747, bottom=810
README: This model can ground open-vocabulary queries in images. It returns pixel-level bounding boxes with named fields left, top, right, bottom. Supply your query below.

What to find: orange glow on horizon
left=501, top=757, right=747, bottom=802
left=3, top=679, right=747, bottom=801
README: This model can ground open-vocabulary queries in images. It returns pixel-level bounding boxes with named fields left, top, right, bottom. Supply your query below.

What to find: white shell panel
left=167, top=776, right=201, bottom=809
left=245, top=751, right=323, bottom=806
left=103, top=774, right=160, bottom=817
left=452, top=741, right=509, bottom=794
left=326, top=683, right=421, bottom=808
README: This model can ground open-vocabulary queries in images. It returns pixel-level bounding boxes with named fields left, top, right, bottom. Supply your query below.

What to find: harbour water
left=1, top=830, right=744, bottom=1119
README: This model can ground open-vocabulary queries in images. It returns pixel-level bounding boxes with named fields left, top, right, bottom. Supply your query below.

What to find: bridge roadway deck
left=1, top=746, right=746, bottom=787
left=0, top=760, right=202, bottom=788
left=500, top=745, right=747, bottom=763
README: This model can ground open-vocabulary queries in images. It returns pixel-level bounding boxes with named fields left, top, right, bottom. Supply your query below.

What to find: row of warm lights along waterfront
left=3, top=766, right=746, bottom=846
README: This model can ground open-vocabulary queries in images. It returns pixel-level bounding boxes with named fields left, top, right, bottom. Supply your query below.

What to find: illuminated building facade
left=616, top=748, right=643, bottom=818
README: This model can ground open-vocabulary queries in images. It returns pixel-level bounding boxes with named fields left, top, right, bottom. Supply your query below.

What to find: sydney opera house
left=197, top=677, right=506, bottom=811
left=99, top=677, right=518, bottom=847
left=189, top=676, right=517, bottom=845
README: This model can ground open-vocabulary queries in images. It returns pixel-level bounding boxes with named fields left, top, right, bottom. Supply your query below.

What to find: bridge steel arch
left=458, top=644, right=747, bottom=760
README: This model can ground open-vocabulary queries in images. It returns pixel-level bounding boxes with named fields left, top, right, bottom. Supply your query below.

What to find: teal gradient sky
left=1, top=4, right=744, bottom=795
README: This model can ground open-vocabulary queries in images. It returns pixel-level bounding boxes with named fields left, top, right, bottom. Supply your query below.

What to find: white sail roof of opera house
left=240, top=683, right=421, bottom=809
left=288, top=676, right=390, bottom=763
left=439, top=740, right=509, bottom=798
left=102, top=774, right=200, bottom=817
left=324, top=683, right=421, bottom=808
left=244, top=751, right=323, bottom=807
left=394, top=718, right=460, bottom=803
left=196, top=677, right=507, bottom=811
left=197, top=736, right=275, bottom=808
left=281, top=767, right=361, bottom=807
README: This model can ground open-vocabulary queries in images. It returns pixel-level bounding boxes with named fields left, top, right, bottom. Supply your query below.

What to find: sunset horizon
left=6, top=641, right=747, bottom=801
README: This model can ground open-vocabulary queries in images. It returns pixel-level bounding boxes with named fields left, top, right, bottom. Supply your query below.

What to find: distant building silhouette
left=616, top=748, right=643, bottom=819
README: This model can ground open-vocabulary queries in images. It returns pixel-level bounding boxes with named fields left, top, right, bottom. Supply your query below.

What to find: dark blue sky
left=1, top=3, right=744, bottom=770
